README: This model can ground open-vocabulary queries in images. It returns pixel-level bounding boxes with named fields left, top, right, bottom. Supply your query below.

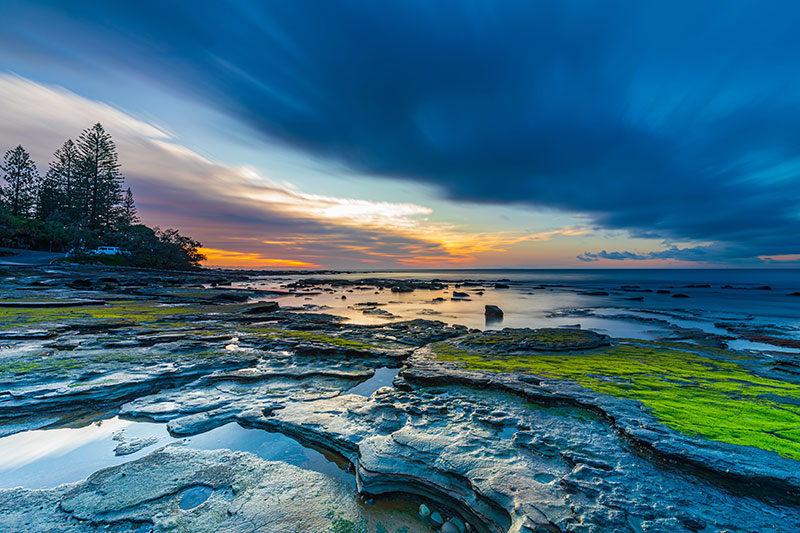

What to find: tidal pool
left=0, top=418, right=441, bottom=531
left=347, top=366, right=401, bottom=396
left=0, top=418, right=354, bottom=490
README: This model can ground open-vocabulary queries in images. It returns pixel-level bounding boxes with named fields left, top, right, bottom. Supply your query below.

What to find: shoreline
left=0, top=264, right=799, bottom=531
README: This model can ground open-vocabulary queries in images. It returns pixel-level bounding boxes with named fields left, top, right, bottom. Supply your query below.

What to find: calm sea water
left=327, top=268, right=800, bottom=289
left=248, top=268, right=800, bottom=349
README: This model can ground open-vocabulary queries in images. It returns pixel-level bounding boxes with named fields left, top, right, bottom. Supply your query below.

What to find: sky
left=0, top=1, right=799, bottom=269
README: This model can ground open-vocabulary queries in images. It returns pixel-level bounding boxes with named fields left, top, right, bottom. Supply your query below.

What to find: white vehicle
left=90, top=246, right=131, bottom=256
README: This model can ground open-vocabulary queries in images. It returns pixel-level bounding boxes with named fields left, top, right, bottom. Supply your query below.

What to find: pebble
left=440, top=521, right=460, bottom=533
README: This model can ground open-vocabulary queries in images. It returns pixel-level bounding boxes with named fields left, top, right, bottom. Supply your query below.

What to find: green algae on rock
left=456, top=327, right=610, bottom=352
left=241, top=326, right=381, bottom=351
left=0, top=300, right=206, bottom=328
left=431, top=329, right=800, bottom=460
left=3, top=266, right=800, bottom=532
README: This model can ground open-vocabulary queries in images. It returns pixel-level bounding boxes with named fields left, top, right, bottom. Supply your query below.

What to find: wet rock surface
left=0, top=446, right=363, bottom=532
left=0, top=265, right=799, bottom=532
left=484, top=305, right=503, bottom=319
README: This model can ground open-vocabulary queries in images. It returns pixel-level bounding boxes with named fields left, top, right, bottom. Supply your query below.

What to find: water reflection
left=245, top=270, right=800, bottom=346
left=485, top=315, right=504, bottom=328
left=347, top=367, right=400, bottom=396
left=0, top=417, right=131, bottom=474
left=0, top=419, right=353, bottom=489
left=0, top=419, right=436, bottom=531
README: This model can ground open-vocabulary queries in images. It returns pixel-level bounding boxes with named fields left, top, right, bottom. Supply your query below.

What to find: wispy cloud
left=0, top=75, right=583, bottom=267
left=5, top=3, right=796, bottom=263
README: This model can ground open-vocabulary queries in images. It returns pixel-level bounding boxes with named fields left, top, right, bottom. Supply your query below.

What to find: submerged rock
left=113, top=435, right=159, bottom=456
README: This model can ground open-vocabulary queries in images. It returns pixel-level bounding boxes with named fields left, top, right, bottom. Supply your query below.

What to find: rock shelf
left=0, top=265, right=799, bottom=532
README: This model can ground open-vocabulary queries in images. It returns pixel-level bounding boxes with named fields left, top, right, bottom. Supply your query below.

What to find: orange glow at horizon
left=198, top=247, right=321, bottom=268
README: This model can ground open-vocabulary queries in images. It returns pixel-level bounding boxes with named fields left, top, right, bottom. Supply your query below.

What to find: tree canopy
left=0, top=123, right=205, bottom=269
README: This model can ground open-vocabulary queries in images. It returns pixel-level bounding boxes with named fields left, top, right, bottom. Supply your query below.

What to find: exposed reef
left=0, top=265, right=799, bottom=532
left=0, top=446, right=365, bottom=532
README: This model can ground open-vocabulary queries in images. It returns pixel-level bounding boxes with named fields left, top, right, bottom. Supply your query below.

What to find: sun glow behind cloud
left=198, top=248, right=320, bottom=268
left=3, top=3, right=800, bottom=266
left=0, top=74, right=597, bottom=268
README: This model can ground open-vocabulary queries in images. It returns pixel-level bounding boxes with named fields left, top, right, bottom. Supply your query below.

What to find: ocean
left=240, top=268, right=800, bottom=354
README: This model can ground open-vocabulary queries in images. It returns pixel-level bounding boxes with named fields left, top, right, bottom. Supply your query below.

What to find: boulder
left=484, top=305, right=504, bottom=318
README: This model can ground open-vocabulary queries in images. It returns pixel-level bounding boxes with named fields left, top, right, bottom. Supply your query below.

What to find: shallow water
left=347, top=367, right=401, bottom=396
left=0, top=418, right=437, bottom=530
left=248, top=269, right=800, bottom=352
left=5, top=269, right=798, bottom=531
left=0, top=418, right=353, bottom=490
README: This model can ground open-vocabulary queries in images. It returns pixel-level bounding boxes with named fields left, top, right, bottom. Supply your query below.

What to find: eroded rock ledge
left=0, top=446, right=363, bottom=532
left=1, top=266, right=799, bottom=532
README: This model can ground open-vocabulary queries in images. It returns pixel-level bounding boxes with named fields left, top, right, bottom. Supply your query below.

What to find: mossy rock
left=431, top=333, right=800, bottom=461
left=456, top=328, right=609, bottom=353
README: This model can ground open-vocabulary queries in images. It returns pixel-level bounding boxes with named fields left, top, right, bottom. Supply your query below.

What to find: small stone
left=419, top=503, right=431, bottom=517
left=440, top=521, right=460, bottom=533
left=430, top=511, right=444, bottom=527
left=448, top=517, right=467, bottom=533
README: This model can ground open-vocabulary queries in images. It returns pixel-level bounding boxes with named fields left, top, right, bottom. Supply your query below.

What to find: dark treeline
left=0, top=123, right=206, bottom=269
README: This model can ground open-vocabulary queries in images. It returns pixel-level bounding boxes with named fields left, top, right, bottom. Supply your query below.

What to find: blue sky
left=0, top=1, right=798, bottom=268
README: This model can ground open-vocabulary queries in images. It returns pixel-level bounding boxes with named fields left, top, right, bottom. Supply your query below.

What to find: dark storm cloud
left=2, top=1, right=800, bottom=262
left=577, top=246, right=728, bottom=263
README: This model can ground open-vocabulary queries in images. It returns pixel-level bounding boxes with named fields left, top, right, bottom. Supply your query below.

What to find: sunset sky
left=1, top=1, right=799, bottom=268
